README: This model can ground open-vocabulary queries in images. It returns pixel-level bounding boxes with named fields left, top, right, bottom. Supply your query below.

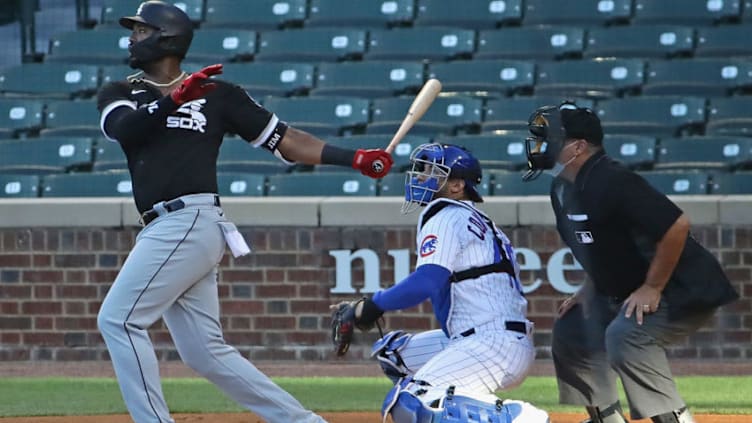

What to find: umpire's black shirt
left=550, top=150, right=683, bottom=299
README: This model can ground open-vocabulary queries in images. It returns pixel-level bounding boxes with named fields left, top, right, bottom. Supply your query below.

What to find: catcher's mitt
left=331, top=297, right=385, bottom=357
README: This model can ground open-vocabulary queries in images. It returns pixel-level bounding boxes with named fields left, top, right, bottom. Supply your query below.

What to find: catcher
left=331, top=143, right=549, bottom=423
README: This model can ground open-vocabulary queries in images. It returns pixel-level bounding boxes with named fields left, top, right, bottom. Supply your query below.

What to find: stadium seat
left=534, top=59, right=644, bottom=99
left=312, top=61, right=424, bottom=98
left=255, top=28, right=367, bottom=62
left=221, top=62, right=314, bottom=97
left=482, top=97, right=595, bottom=132
left=216, top=137, right=293, bottom=174
left=602, top=134, right=657, bottom=169
left=0, top=99, right=44, bottom=135
left=632, top=0, right=741, bottom=25
left=204, top=0, right=306, bottom=29
left=414, top=0, right=523, bottom=28
left=307, top=0, right=414, bottom=27
left=0, top=137, right=94, bottom=174
left=100, top=0, right=204, bottom=26
left=41, top=100, right=100, bottom=137
left=40, top=171, right=133, bottom=197
left=639, top=171, right=709, bottom=195
left=262, top=96, right=370, bottom=136
left=369, top=96, right=483, bottom=135
left=695, top=25, right=752, bottom=58
left=584, top=26, right=695, bottom=59
left=186, top=29, right=257, bottom=62
left=216, top=173, right=266, bottom=196
left=489, top=171, right=552, bottom=196
left=643, top=59, right=752, bottom=97
left=476, top=27, right=585, bottom=60
left=709, top=172, right=752, bottom=194
left=593, top=96, right=706, bottom=136
left=101, top=65, right=138, bottom=85
left=378, top=172, right=407, bottom=197
left=427, top=60, right=535, bottom=96
left=706, top=97, right=752, bottom=137
left=267, top=172, right=376, bottom=196
left=437, top=134, right=528, bottom=171
left=92, top=138, right=128, bottom=172
left=523, top=0, right=632, bottom=26
left=0, top=63, right=99, bottom=98
left=323, top=134, right=427, bottom=171
left=0, top=174, right=41, bottom=198
left=47, top=29, right=129, bottom=64
left=654, top=137, right=752, bottom=171
left=366, top=28, right=475, bottom=61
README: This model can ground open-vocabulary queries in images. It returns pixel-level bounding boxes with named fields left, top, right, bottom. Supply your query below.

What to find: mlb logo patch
left=420, top=235, right=438, bottom=257
left=575, top=231, right=594, bottom=244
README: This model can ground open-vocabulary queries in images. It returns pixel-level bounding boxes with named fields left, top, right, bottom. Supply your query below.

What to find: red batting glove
left=170, top=64, right=223, bottom=105
left=353, top=149, right=394, bottom=178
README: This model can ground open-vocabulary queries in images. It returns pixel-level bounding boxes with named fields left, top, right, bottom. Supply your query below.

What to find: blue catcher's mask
left=402, top=143, right=483, bottom=214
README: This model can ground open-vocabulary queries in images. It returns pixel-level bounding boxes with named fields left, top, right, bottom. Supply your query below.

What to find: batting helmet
left=120, top=1, right=193, bottom=68
left=403, top=143, right=483, bottom=214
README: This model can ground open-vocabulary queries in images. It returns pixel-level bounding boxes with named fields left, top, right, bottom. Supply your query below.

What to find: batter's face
left=129, top=23, right=156, bottom=45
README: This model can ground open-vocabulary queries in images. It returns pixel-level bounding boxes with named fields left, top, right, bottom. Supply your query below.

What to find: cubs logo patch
left=420, top=235, right=438, bottom=257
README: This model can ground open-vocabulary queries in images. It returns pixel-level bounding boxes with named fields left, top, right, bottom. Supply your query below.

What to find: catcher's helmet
left=403, top=143, right=483, bottom=214
left=120, top=1, right=193, bottom=68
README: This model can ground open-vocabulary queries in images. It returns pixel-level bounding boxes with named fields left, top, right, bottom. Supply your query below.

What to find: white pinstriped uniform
left=399, top=199, right=535, bottom=394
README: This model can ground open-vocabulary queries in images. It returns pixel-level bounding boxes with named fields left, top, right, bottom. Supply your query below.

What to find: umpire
left=522, top=102, right=738, bottom=423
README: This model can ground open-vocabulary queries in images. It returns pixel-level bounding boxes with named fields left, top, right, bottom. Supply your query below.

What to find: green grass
left=0, top=376, right=750, bottom=417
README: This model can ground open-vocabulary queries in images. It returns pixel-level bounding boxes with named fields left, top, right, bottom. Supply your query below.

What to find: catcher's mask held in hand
left=523, top=101, right=577, bottom=181
left=403, top=143, right=483, bottom=214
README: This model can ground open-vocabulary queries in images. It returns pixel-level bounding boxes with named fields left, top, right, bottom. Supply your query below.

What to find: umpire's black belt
left=140, top=194, right=221, bottom=226
left=460, top=321, right=527, bottom=337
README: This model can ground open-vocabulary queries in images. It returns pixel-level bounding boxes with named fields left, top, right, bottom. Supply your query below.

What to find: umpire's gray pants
left=552, top=293, right=714, bottom=420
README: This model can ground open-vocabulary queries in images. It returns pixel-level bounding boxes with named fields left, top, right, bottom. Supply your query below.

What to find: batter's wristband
left=321, top=144, right=356, bottom=167
left=357, top=297, right=384, bottom=328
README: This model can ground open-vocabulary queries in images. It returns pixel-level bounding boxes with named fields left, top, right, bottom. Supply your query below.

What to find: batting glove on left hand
left=170, top=64, right=223, bottom=105
left=353, top=149, right=394, bottom=178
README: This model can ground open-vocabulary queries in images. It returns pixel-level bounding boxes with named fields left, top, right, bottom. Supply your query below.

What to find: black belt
left=460, top=321, right=527, bottom=337
left=140, top=195, right=221, bottom=226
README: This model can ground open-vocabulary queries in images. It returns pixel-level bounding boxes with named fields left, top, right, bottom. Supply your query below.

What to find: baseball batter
left=332, top=144, right=547, bottom=422
left=95, top=2, right=392, bottom=423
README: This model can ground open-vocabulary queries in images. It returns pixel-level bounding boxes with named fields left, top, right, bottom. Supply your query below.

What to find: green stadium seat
left=437, top=134, right=527, bottom=171
left=534, top=59, right=644, bottom=99
left=186, top=29, right=257, bottom=62
left=263, top=96, right=370, bottom=137
left=709, top=172, right=752, bottom=194
left=40, top=171, right=133, bottom=197
left=322, top=134, right=428, bottom=171
left=308, top=0, right=414, bottom=27
left=414, top=0, right=523, bottom=28
left=523, top=0, right=632, bottom=26
left=366, top=28, right=476, bottom=61
left=489, top=171, right=552, bottom=196
left=584, top=26, right=695, bottom=59
left=655, top=137, right=752, bottom=171
left=476, top=27, right=585, bottom=60
left=47, top=29, right=129, bottom=65
left=92, top=138, right=128, bottom=172
left=378, top=172, right=407, bottom=196
left=0, top=137, right=94, bottom=174
left=0, top=174, right=41, bottom=198
left=0, top=99, right=44, bottom=135
left=639, top=171, right=709, bottom=195
left=369, top=96, right=483, bottom=136
left=602, top=134, right=656, bottom=169
left=267, top=172, right=377, bottom=196
left=221, top=62, right=314, bottom=97
left=643, top=59, right=752, bottom=97
left=0, top=63, right=99, bottom=98
left=101, top=65, right=138, bottom=85
left=695, top=25, right=752, bottom=58
left=217, top=173, right=266, bottom=196
left=41, top=100, right=100, bottom=137
left=632, top=0, right=741, bottom=25
left=204, top=0, right=307, bottom=29
left=593, top=96, right=706, bottom=136
left=216, top=137, right=292, bottom=174
left=482, top=97, right=595, bottom=132
left=312, top=61, right=424, bottom=98
left=256, top=28, right=367, bottom=62
left=706, top=97, right=752, bottom=137
left=100, top=0, right=204, bottom=26
left=427, top=60, right=535, bottom=96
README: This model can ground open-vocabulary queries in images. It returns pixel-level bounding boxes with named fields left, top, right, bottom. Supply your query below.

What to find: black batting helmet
left=120, top=1, right=193, bottom=67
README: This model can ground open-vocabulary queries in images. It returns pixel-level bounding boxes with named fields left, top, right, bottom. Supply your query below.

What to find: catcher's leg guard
left=372, top=330, right=413, bottom=384
left=583, top=401, right=628, bottom=423
left=382, top=378, right=439, bottom=423
left=650, top=406, right=696, bottom=423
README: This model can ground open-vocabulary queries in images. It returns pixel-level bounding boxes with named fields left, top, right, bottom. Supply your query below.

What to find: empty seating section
left=324, top=135, right=428, bottom=170
left=367, top=28, right=475, bottom=61
left=308, top=0, right=415, bottom=27
left=221, top=62, right=314, bottom=97
left=643, top=59, right=752, bottom=97
left=639, top=171, right=710, bottom=195
left=427, top=60, right=534, bottom=96
left=256, top=28, right=366, bottom=61
left=41, top=171, right=133, bottom=197
left=217, top=173, right=266, bottom=196
left=313, top=61, right=424, bottom=98
left=584, top=26, right=695, bottom=58
left=263, top=96, right=369, bottom=136
left=203, top=0, right=307, bottom=29
left=534, top=59, right=644, bottom=98
left=655, top=137, right=752, bottom=170
left=602, top=134, right=656, bottom=169
left=99, top=0, right=204, bottom=26
left=414, top=0, right=523, bottom=28
left=42, top=100, right=100, bottom=137
left=706, top=97, right=752, bottom=137
left=522, top=0, right=632, bottom=26
left=0, top=63, right=99, bottom=98
left=695, top=26, right=752, bottom=58
left=0, top=137, right=94, bottom=174
left=267, top=173, right=376, bottom=196
left=0, top=174, right=41, bottom=198
left=483, top=97, right=595, bottom=132
left=186, top=29, right=257, bottom=62
left=438, top=134, right=527, bottom=171
left=0, top=99, right=44, bottom=135
left=593, top=96, right=706, bottom=136
left=47, top=29, right=129, bottom=64
left=631, top=0, right=740, bottom=25
left=369, top=96, right=482, bottom=135
left=477, top=27, right=585, bottom=60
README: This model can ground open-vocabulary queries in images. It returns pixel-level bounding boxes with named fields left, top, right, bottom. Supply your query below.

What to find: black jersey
left=97, top=78, right=283, bottom=213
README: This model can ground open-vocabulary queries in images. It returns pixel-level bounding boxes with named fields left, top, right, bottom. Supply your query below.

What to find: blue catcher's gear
left=372, top=330, right=413, bottom=384
left=403, top=143, right=483, bottom=214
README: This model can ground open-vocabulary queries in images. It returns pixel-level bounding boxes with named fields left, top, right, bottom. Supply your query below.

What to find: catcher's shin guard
left=650, top=406, right=695, bottom=423
left=583, top=401, right=628, bottom=423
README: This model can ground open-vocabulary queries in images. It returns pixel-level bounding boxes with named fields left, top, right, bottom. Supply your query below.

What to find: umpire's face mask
left=522, top=103, right=575, bottom=181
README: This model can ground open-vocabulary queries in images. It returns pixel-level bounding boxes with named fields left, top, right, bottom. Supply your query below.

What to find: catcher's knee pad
left=372, top=330, right=413, bottom=384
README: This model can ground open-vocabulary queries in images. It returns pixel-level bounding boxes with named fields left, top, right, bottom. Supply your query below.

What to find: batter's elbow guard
left=356, top=297, right=384, bottom=331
